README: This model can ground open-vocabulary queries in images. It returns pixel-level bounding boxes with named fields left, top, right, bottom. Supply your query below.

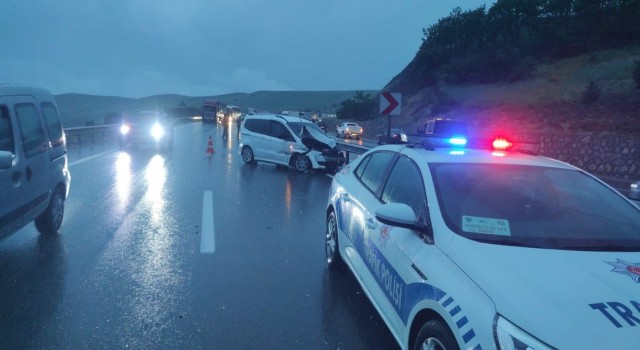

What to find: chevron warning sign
left=380, top=92, right=401, bottom=115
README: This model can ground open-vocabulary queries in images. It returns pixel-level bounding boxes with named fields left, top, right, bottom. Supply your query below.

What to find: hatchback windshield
left=288, top=121, right=324, bottom=136
left=430, top=163, right=640, bottom=251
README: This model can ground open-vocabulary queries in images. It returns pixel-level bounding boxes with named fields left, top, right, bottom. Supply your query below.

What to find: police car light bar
left=492, top=138, right=512, bottom=151
left=449, top=137, right=468, bottom=146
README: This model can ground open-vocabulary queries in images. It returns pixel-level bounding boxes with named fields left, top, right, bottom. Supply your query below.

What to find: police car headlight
left=495, top=316, right=553, bottom=350
left=151, top=123, right=164, bottom=140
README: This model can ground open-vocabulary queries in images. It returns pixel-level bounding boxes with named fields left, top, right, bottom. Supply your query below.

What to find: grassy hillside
left=55, top=90, right=377, bottom=127
left=385, top=46, right=640, bottom=136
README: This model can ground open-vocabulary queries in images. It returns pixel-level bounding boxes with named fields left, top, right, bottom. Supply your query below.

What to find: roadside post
left=380, top=92, right=401, bottom=142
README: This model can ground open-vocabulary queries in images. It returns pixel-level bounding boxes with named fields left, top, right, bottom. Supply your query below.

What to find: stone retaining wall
left=506, top=132, right=639, bottom=179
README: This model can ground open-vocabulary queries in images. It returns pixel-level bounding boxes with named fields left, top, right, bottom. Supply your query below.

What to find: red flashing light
left=492, top=138, right=512, bottom=151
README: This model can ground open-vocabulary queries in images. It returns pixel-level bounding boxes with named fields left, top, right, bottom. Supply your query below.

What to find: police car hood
left=448, top=237, right=640, bottom=349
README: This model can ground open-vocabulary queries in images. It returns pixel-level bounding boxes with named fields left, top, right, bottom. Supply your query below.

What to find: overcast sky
left=2, top=0, right=493, bottom=98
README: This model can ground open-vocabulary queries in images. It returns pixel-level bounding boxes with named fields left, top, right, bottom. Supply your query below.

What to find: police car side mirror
left=376, top=203, right=420, bottom=231
left=0, top=150, right=14, bottom=169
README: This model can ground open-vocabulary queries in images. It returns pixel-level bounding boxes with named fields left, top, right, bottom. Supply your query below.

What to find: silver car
left=0, top=84, right=70, bottom=241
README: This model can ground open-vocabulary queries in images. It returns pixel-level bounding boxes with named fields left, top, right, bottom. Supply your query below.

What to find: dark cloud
left=1, top=0, right=493, bottom=97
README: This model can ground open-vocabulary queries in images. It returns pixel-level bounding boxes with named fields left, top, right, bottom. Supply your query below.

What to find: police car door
left=368, top=154, right=429, bottom=336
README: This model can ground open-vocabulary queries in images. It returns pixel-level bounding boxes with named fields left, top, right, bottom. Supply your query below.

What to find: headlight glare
left=120, top=124, right=130, bottom=135
left=495, top=316, right=552, bottom=350
left=151, top=123, right=164, bottom=140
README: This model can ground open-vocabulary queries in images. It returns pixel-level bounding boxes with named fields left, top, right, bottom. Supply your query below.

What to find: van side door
left=0, top=97, right=49, bottom=238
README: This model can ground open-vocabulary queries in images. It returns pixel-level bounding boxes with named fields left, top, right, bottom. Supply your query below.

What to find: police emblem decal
left=379, top=225, right=390, bottom=246
left=606, top=259, right=640, bottom=283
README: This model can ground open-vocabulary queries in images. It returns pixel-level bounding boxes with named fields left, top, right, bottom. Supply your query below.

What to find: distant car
left=315, top=121, right=327, bottom=133
left=239, top=114, right=344, bottom=173
left=419, top=118, right=467, bottom=136
left=0, top=84, right=71, bottom=240
left=337, top=122, right=363, bottom=139
left=376, top=128, right=407, bottom=144
left=119, top=111, right=174, bottom=152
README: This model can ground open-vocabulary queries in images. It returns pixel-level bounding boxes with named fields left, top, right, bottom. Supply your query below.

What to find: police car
left=325, top=136, right=640, bottom=350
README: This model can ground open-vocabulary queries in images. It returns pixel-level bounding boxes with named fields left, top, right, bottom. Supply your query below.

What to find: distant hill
left=382, top=46, right=640, bottom=136
left=55, top=90, right=377, bottom=127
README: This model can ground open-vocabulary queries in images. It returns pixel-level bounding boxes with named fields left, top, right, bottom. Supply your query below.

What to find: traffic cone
left=206, top=135, right=215, bottom=155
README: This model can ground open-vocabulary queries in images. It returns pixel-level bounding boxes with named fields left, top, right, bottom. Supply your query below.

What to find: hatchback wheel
left=35, top=188, right=65, bottom=234
left=294, top=154, right=310, bottom=172
left=326, top=211, right=344, bottom=269
left=241, top=146, right=254, bottom=163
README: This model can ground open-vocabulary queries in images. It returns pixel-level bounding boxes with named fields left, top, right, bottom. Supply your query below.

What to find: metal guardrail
left=335, top=140, right=370, bottom=160
left=64, top=124, right=119, bottom=145
left=63, top=117, right=196, bottom=145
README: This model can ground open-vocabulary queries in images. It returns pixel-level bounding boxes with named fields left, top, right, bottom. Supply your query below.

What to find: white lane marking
left=200, top=190, right=216, bottom=253
left=68, top=149, right=115, bottom=167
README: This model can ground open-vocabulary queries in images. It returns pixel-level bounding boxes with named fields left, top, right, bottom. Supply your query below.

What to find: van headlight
left=151, top=123, right=164, bottom=140
left=495, top=316, right=553, bottom=350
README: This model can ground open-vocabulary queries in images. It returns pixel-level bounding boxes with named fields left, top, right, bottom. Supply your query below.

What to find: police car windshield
left=430, top=163, right=640, bottom=251
left=288, top=121, right=323, bottom=135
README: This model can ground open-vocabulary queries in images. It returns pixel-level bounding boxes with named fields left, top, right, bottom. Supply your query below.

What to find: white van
left=239, top=114, right=344, bottom=172
left=0, top=84, right=70, bottom=241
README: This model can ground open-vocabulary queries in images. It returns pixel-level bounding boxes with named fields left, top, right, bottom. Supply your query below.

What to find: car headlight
left=401, top=133, right=407, bottom=142
left=120, top=124, right=130, bottom=135
left=495, top=316, right=553, bottom=350
left=151, top=123, right=164, bottom=140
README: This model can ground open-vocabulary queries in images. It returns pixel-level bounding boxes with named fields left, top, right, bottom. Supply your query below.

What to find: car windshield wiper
left=557, top=244, right=640, bottom=252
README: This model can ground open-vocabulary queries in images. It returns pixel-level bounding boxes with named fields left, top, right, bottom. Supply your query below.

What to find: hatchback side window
left=41, top=102, right=64, bottom=148
left=270, top=121, right=293, bottom=140
left=357, top=151, right=394, bottom=194
left=0, top=105, right=14, bottom=153
left=382, top=156, right=428, bottom=221
left=15, top=103, right=46, bottom=158
left=245, top=119, right=269, bottom=135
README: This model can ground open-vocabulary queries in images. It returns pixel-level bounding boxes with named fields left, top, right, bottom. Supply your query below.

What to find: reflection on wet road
left=0, top=122, right=398, bottom=349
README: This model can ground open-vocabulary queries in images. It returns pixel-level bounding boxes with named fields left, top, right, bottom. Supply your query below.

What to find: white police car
left=325, top=137, right=640, bottom=350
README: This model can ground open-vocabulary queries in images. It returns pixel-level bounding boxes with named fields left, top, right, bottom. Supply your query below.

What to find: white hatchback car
left=325, top=138, right=640, bottom=350
left=239, top=114, right=344, bottom=172
left=0, top=84, right=70, bottom=241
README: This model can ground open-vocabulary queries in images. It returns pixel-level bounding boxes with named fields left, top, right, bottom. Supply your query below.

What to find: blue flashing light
left=449, top=150, right=465, bottom=155
left=448, top=137, right=467, bottom=146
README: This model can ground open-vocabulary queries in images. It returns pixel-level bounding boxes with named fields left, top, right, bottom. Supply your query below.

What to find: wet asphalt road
left=4, top=121, right=637, bottom=350
left=0, top=122, right=399, bottom=350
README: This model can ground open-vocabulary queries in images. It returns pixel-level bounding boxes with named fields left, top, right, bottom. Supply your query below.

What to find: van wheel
left=294, top=154, right=310, bottom=172
left=413, top=319, right=459, bottom=350
left=35, top=189, right=64, bottom=234
left=241, top=146, right=254, bottom=163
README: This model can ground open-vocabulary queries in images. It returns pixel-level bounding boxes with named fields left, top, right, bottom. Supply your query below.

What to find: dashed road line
left=200, top=190, right=216, bottom=253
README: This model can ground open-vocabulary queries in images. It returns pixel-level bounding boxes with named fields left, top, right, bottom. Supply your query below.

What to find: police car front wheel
left=413, top=319, right=459, bottom=350
left=326, top=211, right=344, bottom=269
